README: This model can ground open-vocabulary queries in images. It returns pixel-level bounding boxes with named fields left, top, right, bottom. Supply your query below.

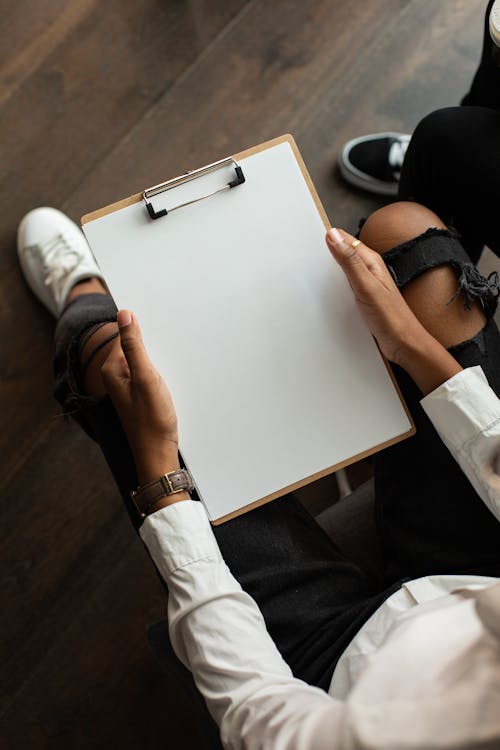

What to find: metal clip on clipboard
left=142, top=157, right=245, bottom=220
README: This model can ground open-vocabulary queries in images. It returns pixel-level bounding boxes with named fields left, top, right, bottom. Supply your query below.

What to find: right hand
left=100, top=310, right=181, bottom=485
left=325, top=227, right=429, bottom=365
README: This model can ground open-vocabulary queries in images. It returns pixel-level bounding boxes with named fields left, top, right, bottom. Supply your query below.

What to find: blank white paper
left=83, top=140, right=412, bottom=521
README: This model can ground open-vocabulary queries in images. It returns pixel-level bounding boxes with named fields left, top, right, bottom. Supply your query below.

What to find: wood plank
left=1, top=421, right=131, bottom=707
left=0, top=0, right=250, bottom=485
left=0, top=1, right=489, bottom=748
left=0, top=0, right=99, bottom=107
left=0, top=524, right=196, bottom=748
left=64, top=0, right=484, bottom=233
left=298, top=0, right=485, bottom=233
left=63, top=0, right=409, bottom=219
left=0, top=0, right=251, bottom=250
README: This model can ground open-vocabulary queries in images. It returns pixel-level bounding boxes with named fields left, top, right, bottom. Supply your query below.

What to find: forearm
left=396, top=326, right=463, bottom=396
left=140, top=502, right=351, bottom=750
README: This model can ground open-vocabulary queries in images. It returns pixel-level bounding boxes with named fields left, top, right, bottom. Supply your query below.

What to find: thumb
left=116, top=310, right=150, bottom=378
left=326, top=227, right=373, bottom=291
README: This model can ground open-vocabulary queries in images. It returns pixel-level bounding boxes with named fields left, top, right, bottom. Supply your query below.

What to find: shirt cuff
left=139, top=500, right=222, bottom=579
left=420, top=366, right=500, bottom=450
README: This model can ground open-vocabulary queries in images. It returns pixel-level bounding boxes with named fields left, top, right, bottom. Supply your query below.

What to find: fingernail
left=327, top=227, right=344, bottom=248
left=117, top=310, right=132, bottom=328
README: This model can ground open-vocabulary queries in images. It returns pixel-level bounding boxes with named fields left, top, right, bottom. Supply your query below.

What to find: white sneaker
left=490, top=0, right=500, bottom=47
left=17, top=207, right=105, bottom=317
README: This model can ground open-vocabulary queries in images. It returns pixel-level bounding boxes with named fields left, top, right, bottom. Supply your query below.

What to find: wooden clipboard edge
left=212, top=419, right=415, bottom=525
left=269, top=139, right=415, bottom=428
left=80, top=133, right=416, bottom=523
left=80, top=134, right=323, bottom=225
left=211, top=134, right=415, bottom=523
left=82, top=191, right=141, bottom=224
left=378, top=344, right=416, bottom=442
left=211, top=353, right=416, bottom=524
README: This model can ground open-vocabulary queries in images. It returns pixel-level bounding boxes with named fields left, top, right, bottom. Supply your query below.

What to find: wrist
left=396, top=328, right=462, bottom=395
left=131, top=463, right=193, bottom=517
left=135, top=443, right=182, bottom=485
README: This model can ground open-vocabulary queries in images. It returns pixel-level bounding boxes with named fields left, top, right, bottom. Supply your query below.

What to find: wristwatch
left=131, top=468, right=195, bottom=517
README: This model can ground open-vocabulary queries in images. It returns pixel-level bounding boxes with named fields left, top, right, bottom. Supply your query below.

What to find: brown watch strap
left=131, top=468, right=194, bottom=517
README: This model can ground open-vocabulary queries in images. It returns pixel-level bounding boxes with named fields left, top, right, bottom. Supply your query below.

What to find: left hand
left=100, top=310, right=180, bottom=484
left=326, top=227, right=429, bottom=365
left=326, top=227, right=462, bottom=394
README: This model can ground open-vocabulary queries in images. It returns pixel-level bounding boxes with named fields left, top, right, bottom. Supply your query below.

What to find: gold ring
left=349, top=239, right=361, bottom=250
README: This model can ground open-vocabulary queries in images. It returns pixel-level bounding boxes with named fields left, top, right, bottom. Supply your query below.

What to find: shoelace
left=388, top=136, right=410, bottom=175
left=31, top=233, right=84, bottom=294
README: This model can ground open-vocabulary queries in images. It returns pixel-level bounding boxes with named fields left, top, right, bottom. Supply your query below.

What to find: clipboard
left=82, top=134, right=415, bottom=524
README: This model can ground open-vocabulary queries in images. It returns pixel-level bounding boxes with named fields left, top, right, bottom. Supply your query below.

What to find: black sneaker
left=339, top=132, right=411, bottom=196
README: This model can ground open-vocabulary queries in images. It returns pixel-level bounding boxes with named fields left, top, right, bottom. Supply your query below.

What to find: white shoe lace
left=32, top=233, right=85, bottom=294
left=388, top=136, right=410, bottom=176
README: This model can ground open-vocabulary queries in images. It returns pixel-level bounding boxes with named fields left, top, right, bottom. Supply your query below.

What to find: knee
left=360, top=201, right=446, bottom=254
left=359, top=200, right=488, bottom=350
left=410, top=106, right=463, bottom=153
left=400, top=265, right=487, bottom=350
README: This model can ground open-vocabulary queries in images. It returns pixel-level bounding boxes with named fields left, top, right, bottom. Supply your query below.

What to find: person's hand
left=326, top=227, right=428, bottom=364
left=326, top=227, right=462, bottom=394
left=100, top=310, right=180, bottom=485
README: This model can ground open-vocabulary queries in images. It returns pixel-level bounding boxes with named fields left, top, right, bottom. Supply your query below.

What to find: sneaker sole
left=491, top=0, right=500, bottom=46
left=339, top=131, right=408, bottom=196
left=338, top=158, right=399, bottom=196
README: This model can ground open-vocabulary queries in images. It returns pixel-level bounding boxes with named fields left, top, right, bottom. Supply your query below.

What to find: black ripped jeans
left=53, top=0, right=500, bottom=697
left=400, top=0, right=500, bottom=263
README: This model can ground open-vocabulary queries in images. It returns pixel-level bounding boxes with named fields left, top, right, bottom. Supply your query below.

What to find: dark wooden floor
left=1, top=1, right=486, bottom=747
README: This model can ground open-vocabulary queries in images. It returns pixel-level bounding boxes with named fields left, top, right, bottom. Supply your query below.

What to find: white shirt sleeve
left=137, top=366, right=500, bottom=750
left=420, top=366, right=500, bottom=522
left=139, top=495, right=500, bottom=750
left=140, top=501, right=352, bottom=750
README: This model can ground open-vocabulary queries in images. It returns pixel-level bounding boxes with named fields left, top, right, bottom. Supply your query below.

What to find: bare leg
left=67, top=277, right=108, bottom=303
left=360, top=201, right=487, bottom=348
left=66, top=278, right=119, bottom=398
